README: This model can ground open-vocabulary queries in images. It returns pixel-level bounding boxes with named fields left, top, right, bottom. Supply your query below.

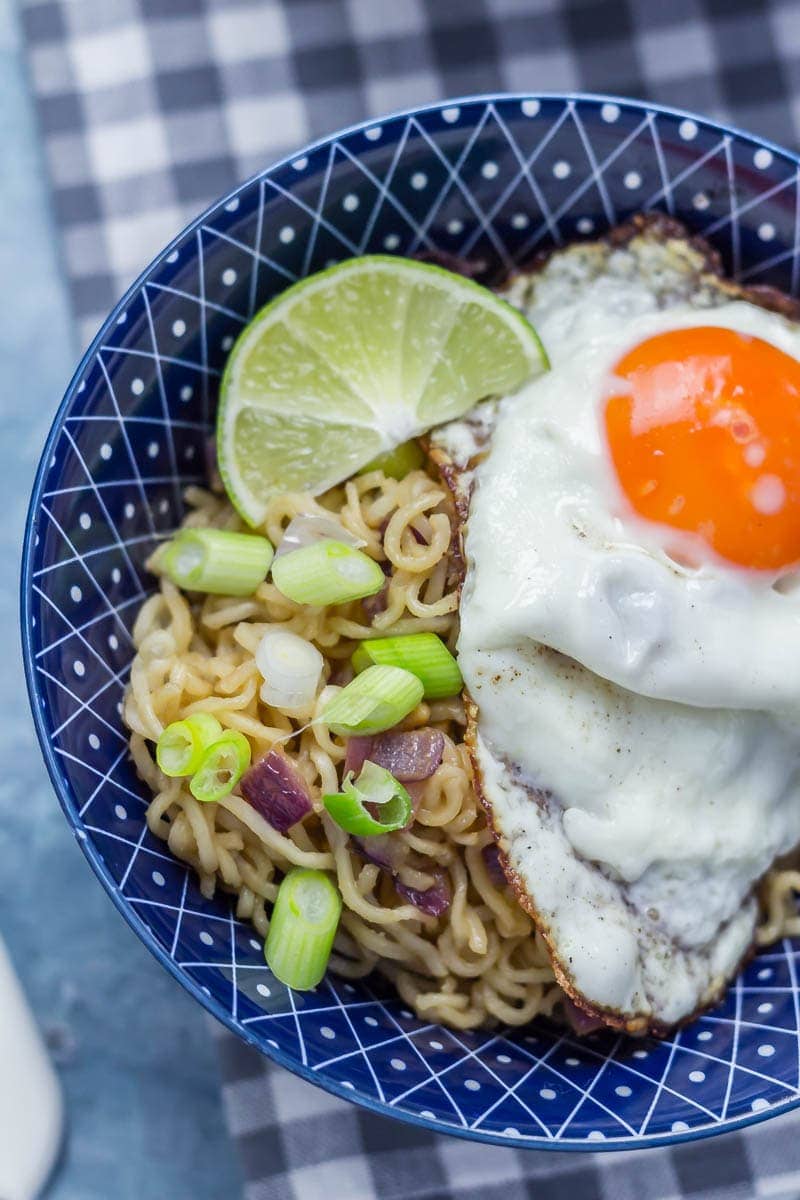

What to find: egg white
left=444, top=236, right=800, bottom=1027
left=464, top=288, right=800, bottom=715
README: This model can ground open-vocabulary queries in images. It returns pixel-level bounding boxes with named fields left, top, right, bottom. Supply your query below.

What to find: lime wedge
left=217, top=255, right=547, bottom=525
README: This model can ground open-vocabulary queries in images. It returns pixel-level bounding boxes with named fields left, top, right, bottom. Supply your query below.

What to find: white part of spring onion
left=172, top=539, right=203, bottom=577
left=256, top=629, right=324, bottom=711
left=270, top=539, right=385, bottom=606
left=274, top=513, right=365, bottom=559
left=264, top=868, right=341, bottom=990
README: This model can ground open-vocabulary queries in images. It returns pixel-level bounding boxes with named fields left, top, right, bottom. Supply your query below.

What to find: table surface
left=0, top=2, right=242, bottom=1196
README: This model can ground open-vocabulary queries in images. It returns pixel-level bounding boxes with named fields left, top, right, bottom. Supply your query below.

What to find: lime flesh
left=217, top=255, right=547, bottom=526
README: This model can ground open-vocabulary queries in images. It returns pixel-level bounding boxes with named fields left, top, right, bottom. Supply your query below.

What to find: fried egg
left=432, top=218, right=800, bottom=1032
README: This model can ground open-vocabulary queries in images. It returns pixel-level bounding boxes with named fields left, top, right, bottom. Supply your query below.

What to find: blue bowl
left=22, top=94, right=800, bottom=1151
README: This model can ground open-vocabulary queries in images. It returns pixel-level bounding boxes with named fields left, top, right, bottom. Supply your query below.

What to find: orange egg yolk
left=604, top=326, right=800, bottom=571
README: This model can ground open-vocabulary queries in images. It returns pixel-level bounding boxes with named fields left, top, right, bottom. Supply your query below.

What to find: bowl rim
left=21, top=90, right=800, bottom=1153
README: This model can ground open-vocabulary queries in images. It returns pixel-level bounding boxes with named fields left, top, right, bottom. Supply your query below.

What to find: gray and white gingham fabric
left=20, top=0, right=800, bottom=348
left=214, top=1011, right=800, bottom=1200
left=19, top=0, right=800, bottom=1196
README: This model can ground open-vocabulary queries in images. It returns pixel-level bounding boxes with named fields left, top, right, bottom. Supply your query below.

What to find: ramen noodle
left=124, top=465, right=798, bottom=1030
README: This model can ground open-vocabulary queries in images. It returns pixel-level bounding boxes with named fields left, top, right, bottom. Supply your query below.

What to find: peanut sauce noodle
left=124, top=465, right=798, bottom=1031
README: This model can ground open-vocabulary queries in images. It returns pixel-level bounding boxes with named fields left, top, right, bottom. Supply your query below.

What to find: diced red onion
left=353, top=833, right=449, bottom=913
left=352, top=833, right=408, bottom=873
left=361, top=729, right=445, bottom=782
left=361, top=574, right=390, bottom=620
left=482, top=842, right=506, bottom=887
left=329, top=661, right=355, bottom=688
left=240, top=750, right=313, bottom=833
left=562, top=997, right=605, bottom=1036
left=404, top=780, right=426, bottom=812
left=345, top=729, right=448, bottom=912
left=344, top=736, right=374, bottom=777
left=275, top=513, right=365, bottom=559
left=353, top=835, right=450, bottom=914
left=395, top=871, right=451, bottom=917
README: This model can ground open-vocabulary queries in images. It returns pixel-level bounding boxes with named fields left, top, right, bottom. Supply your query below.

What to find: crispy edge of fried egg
left=424, top=214, right=799, bottom=1035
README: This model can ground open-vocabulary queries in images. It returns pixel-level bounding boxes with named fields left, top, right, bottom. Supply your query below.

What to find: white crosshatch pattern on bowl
left=22, top=95, right=800, bottom=1150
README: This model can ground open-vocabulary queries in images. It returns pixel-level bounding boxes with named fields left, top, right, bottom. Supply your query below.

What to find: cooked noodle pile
left=124, top=464, right=799, bottom=1030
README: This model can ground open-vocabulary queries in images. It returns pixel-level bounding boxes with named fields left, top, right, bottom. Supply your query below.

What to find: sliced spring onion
left=160, top=528, right=273, bottom=596
left=351, top=632, right=462, bottom=699
left=156, top=713, right=223, bottom=777
left=265, top=868, right=342, bottom=990
left=255, top=629, right=323, bottom=710
left=357, top=440, right=425, bottom=480
left=189, top=730, right=252, bottom=803
left=271, top=539, right=385, bottom=607
left=321, top=665, right=424, bottom=736
left=324, top=760, right=412, bottom=835
left=274, top=513, right=365, bottom=558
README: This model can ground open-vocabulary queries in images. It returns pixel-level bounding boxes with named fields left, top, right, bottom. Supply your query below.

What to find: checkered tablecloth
left=18, top=0, right=800, bottom=1197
